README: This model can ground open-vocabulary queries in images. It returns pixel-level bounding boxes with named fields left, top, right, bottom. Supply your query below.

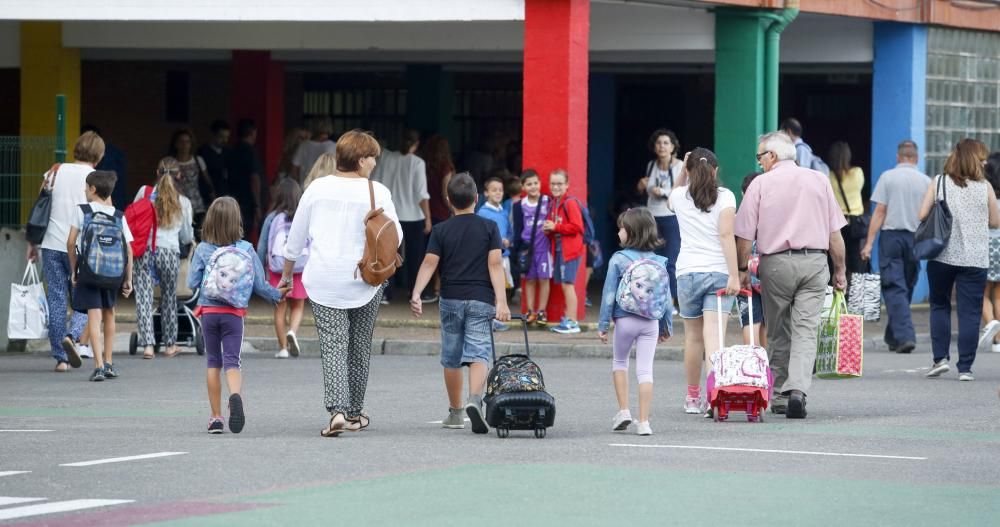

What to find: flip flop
left=162, top=347, right=180, bottom=358
left=54, top=361, right=69, bottom=372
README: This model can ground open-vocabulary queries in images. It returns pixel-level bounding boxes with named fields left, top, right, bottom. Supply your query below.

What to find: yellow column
left=19, top=22, right=80, bottom=221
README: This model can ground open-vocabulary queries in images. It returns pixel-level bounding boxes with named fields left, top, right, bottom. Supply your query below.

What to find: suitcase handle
left=490, top=314, right=530, bottom=365
left=715, top=288, right=754, bottom=349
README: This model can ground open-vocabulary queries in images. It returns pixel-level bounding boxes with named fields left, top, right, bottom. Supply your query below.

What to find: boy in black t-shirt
left=411, top=172, right=511, bottom=434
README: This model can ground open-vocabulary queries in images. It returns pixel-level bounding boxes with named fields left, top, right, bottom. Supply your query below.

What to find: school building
left=1, top=0, right=999, bottom=311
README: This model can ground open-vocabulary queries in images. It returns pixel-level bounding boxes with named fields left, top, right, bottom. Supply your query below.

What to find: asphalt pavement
left=1, top=343, right=999, bottom=525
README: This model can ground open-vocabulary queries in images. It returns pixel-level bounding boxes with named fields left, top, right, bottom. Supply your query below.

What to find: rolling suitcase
left=707, top=289, right=772, bottom=422
left=484, top=315, right=556, bottom=438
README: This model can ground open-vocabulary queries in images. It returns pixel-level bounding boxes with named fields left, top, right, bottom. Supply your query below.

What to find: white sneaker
left=992, top=343, right=1000, bottom=353
left=274, top=349, right=290, bottom=359
left=636, top=421, right=652, bottom=436
left=958, top=372, right=975, bottom=381
left=286, top=331, right=300, bottom=357
left=926, top=359, right=950, bottom=378
left=77, top=345, right=93, bottom=359
left=612, top=410, right=632, bottom=431
left=978, top=320, right=1000, bottom=354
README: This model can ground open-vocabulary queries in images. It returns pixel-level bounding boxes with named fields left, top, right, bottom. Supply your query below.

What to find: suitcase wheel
left=534, top=428, right=546, bottom=439
left=128, top=333, right=138, bottom=355
left=496, top=427, right=510, bottom=439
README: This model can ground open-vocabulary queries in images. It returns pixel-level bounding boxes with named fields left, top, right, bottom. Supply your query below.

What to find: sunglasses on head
left=158, top=168, right=180, bottom=175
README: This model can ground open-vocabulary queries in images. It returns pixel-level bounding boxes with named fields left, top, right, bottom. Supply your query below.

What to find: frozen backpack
left=202, top=241, right=255, bottom=308
left=76, top=204, right=128, bottom=289
left=615, top=252, right=670, bottom=320
left=267, top=212, right=308, bottom=274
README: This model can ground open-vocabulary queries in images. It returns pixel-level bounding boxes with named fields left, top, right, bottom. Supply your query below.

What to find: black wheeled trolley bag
left=484, top=315, right=556, bottom=438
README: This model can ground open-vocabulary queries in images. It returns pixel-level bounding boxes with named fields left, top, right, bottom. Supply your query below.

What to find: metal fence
left=0, top=136, right=58, bottom=228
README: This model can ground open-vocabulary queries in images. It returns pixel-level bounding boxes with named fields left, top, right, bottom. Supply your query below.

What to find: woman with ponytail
left=667, top=147, right=740, bottom=415
left=133, top=157, right=195, bottom=359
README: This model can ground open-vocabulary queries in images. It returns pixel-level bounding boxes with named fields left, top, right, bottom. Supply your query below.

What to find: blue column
left=588, top=73, right=616, bottom=280
left=871, top=21, right=928, bottom=302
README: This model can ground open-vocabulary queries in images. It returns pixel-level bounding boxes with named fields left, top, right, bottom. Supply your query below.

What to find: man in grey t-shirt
left=861, top=140, right=930, bottom=354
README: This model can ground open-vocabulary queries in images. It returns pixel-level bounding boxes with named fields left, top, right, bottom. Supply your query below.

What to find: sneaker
left=536, top=311, right=548, bottom=327
left=993, top=343, right=1000, bottom=353
left=704, top=408, right=714, bottom=419
left=465, top=395, right=488, bottom=434
left=525, top=311, right=538, bottom=325
left=420, top=292, right=439, bottom=304
left=207, top=417, right=224, bottom=434
left=380, top=298, right=390, bottom=306
left=228, top=393, right=245, bottom=434
left=286, top=331, right=300, bottom=357
left=896, top=341, right=916, bottom=354
left=442, top=408, right=465, bottom=429
left=636, top=421, right=653, bottom=436
left=77, top=345, right=93, bottom=359
left=978, top=320, right=1000, bottom=354
left=492, top=321, right=510, bottom=332
left=684, top=396, right=703, bottom=414
left=585, top=297, right=593, bottom=308
left=275, top=349, right=290, bottom=359
left=958, top=372, right=975, bottom=381
left=550, top=319, right=581, bottom=334
left=102, top=363, right=118, bottom=379
left=61, top=336, right=82, bottom=369
left=926, top=359, right=950, bottom=378
left=89, top=368, right=105, bottom=382
left=612, top=409, right=633, bottom=431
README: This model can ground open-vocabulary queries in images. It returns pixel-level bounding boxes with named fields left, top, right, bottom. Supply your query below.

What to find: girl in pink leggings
left=597, top=208, right=673, bottom=436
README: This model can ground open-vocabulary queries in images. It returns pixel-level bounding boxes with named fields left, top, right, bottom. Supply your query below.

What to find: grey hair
left=758, top=132, right=797, bottom=162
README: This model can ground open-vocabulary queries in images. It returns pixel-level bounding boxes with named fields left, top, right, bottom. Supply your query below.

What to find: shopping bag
left=815, top=291, right=863, bottom=379
left=8, top=263, right=49, bottom=340
left=847, top=272, right=881, bottom=322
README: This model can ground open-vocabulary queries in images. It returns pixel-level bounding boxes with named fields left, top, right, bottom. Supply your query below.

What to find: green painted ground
left=143, top=464, right=1000, bottom=526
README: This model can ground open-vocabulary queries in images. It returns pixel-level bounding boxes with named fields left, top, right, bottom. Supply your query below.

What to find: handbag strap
left=834, top=173, right=853, bottom=216
left=41, top=163, right=61, bottom=192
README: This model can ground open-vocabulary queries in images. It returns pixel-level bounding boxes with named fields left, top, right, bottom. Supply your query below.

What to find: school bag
left=484, top=316, right=556, bottom=438
left=267, top=212, right=308, bottom=274
left=706, top=289, right=772, bottom=422
left=124, top=186, right=158, bottom=259
left=201, top=242, right=256, bottom=308
left=615, top=251, right=671, bottom=320
left=356, top=179, right=402, bottom=286
left=76, top=204, right=128, bottom=289
left=560, top=196, right=604, bottom=269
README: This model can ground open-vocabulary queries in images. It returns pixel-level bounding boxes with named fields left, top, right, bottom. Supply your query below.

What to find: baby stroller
left=129, top=255, right=204, bottom=356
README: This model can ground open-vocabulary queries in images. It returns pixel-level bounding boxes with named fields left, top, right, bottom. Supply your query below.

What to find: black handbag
left=25, top=163, right=61, bottom=245
left=834, top=173, right=870, bottom=239
left=913, top=175, right=953, bottom=260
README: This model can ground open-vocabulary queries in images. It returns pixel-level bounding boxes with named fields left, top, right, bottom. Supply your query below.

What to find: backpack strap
left=367, top=179, right=376, bottom=211
left=144, top=185, right=155, bottom=200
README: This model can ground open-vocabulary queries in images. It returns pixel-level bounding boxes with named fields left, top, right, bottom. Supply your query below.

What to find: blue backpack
left=76, top=205, right=127, bottom=289
left=563, top=197, right=604, bottom=269
left=202, top=242, right=256, bottom=308
left=615, top=251, right=670, bottom=320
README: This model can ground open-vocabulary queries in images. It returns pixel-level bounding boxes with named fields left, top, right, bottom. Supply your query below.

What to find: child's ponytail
left=685, top=147, right=720, bottom=213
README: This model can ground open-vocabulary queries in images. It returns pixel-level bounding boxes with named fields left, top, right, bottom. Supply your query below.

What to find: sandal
left=162, top=347, right=180, bottom=358
left=320, top=412, right=347, bottom=437
left=54, top=361, right=69, bottom=372
left=143, top=347, right=154, bottom=360
left=345, top=413, right=370, bottom=432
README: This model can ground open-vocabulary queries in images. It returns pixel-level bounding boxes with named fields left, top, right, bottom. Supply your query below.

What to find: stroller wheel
left=195, top=325, right=205, bottom=355
left=128, top=333, right=138, bottom=355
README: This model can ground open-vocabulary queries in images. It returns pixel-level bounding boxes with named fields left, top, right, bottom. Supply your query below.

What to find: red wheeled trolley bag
left=706, top=289, right=772, bottom=422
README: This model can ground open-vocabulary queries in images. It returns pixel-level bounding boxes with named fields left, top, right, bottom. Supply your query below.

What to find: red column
left=231, top=50, right=285, bottom=186
left=522, top=0, right=590, bottom=322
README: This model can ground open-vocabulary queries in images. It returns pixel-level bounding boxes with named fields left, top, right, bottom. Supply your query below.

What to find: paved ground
left=1, top=343, right=999, bottom=525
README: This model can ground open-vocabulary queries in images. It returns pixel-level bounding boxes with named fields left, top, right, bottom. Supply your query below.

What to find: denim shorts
left=737, top=292, right=764, bottom=327
left=676, top=271, right=734, bottom=319
left=553, top=256, right=581, bottom=285
left=439, top=298, right=495, bottom=368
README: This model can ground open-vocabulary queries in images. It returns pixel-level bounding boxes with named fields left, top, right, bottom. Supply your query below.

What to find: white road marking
left=610, top=443, right=927, bottom=461
left=0, top=497, right=45, bottom=506
left=0, top=430, right=53, bottom=432
left=60, top=451, right=187, bottom=467
left=0, top=472, right=31, bottom=478
left=427, top=418, right=471, bottom=424
left=0, top=499, right=133, bottom=521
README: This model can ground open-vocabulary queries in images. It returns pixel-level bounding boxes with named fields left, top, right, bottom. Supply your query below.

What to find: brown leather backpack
left=356, top=179, right=402, bottom=286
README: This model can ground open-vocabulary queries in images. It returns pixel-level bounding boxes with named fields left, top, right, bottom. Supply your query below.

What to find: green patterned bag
left=816, top=291, right=864, bottom=379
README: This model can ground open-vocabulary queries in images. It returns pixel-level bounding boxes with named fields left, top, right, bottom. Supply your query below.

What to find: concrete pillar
left=871, top=22, right=928, bottom=301
left=406, top=64, right=455, bottom=145
left=231, top=50, right=285, bottom=186
left=522, top=0, right=590, bottom=321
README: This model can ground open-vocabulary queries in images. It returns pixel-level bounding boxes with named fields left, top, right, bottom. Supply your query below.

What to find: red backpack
left=124, top=186, right=157, bottom=259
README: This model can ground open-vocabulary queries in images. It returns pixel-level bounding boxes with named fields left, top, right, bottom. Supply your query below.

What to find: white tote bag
left=8, top=263, right=49, bottom=340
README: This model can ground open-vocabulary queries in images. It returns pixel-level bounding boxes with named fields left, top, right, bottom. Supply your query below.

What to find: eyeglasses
left=755, top=152, right=772, bottom=161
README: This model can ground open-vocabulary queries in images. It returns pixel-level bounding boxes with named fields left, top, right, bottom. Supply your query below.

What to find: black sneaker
left=896, top=342, right=916, bottom=354
left=207, top=417, right=224, bottom=434
left=420, top=292, right=439, bottom=304
left=89, top=368, right=105, bottom=382
left=103, top=363, right=119, bottom=379
left=228, top=393, right=245, bottom=434
left=465, top=395, right=489, bottom=434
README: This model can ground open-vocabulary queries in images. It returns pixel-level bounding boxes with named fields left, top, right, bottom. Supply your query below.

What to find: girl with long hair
left=133, top=157, right=195, bottom=359
left=828, top=141, right=867, bottom=275
left=168, top=128, right=213, bottom=224
left=979, top=151, right=1000, bottom=353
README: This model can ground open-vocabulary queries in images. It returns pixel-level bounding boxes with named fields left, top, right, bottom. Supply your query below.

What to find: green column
left=714, top=10, right=766, bottom=195
left=405, top=64, right=455, bottom=144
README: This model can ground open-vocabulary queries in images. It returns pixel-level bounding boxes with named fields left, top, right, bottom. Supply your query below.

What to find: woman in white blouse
left=281, top=130, right=402, bottom=437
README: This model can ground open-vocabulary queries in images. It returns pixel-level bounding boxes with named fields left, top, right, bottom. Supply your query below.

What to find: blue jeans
left=439, top=298, right=494, bottom=368
left=654, top=215, right=680, bottom=303
left=878, top=231, right=918, bottom=347
left=676, top=272, right=734, bottom=319
left=41, top=249, right=87, bottom=362
left=927, top=260, right=986, bottom=373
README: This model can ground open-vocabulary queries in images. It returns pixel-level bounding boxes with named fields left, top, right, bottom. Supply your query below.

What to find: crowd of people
left=22, top=115, right=1000, bottom=436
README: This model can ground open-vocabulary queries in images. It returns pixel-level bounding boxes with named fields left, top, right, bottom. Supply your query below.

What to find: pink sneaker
left=684, top=396, right=703, bottom=414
